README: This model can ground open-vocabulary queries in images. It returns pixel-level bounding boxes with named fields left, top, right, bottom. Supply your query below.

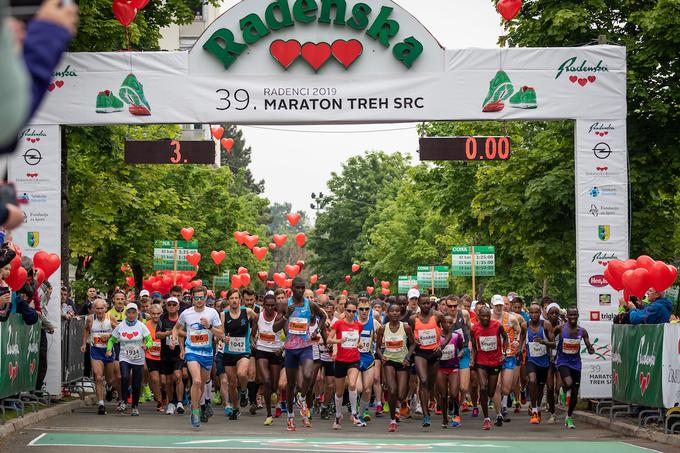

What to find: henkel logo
left=589, top=275, right=608, bottom=287
left=588, top=122, right=615, bottom=136
left=203, top=0, right=423, bottom=70
left=556, top=57, right=609, bottom=86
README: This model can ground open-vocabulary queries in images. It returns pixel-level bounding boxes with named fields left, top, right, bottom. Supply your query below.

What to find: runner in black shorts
left=155, top=296, right=184, bottom=415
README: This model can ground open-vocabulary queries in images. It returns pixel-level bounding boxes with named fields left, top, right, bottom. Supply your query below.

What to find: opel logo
left=23, top=148, right=43, bottom=166
left=593, top=142, right=612, bottom=160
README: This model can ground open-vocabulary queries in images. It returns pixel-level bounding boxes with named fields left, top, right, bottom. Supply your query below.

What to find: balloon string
left=125, top=26, right=130, bottom=52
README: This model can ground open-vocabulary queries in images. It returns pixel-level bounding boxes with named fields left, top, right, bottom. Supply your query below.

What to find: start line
left=28, top=433, right=657, bottom=453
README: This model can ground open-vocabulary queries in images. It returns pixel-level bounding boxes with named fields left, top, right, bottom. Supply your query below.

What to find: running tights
left=120, top=362, right=143, bottom=408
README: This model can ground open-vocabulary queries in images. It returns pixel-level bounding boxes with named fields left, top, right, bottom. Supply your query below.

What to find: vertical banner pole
left=173, top=240, right=178, bottom=285
left=471, top=246, right=476, bottom=300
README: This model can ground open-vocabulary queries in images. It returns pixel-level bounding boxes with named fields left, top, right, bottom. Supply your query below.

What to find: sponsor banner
left=662, top=324, right=680, bottom=408
left=7, top=124, right=62, bottom=396
left=580, top=321, right=612, bottom=398
left=611, top=324, right=663, bottom=407
left=397, top=275, right=418, bottom=293
left=0, top=315, right=41, bottom=399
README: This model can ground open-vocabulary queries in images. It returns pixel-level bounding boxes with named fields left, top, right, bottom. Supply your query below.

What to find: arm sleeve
left=144, top=335, right=153, bottom=348
left=628, top=307, right=647, bottom=325
left=17, top=298, right=39, bottom=325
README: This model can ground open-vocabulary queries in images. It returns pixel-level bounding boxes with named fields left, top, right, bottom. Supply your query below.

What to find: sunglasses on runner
left=447, top=304, right=457, bottom=308
left=346, top=309, right=357, bottom=313
left=193, top=295, right=206, bottom=301
left=358, top=307, right=370, bottom=311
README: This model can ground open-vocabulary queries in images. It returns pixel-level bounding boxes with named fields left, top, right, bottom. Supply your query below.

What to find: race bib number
left=529, top=341, right=547, bottom=357
left=479, top=335, right=498, bottom=352
left=562, top=338, right=580, bottom=354
left=441, top=344, right=457, bottom=361
left=385, top=337, right=404, bottom=352
left=419, top=328, right=437, bottom=346
left=228, top=336, right=246, bottom=353
left=358, top=339, right=371, bottom=353
left=149, top=340, right=161, bottom=358
left=165, top=336, right=175, bottom=347
left=288, top=317, right=308, bottom=335
left=189, top=329, right=210, bottom=347
left=125, top=345, right=142, bottom=361
left=259, top=332, right=276, bottom=343
left=341, top=330, right=359, bottom=348
left=92, top=333, right=107, bottom=347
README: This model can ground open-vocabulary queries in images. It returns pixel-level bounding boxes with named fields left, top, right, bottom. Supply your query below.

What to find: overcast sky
left=219, top=0, right=502, bottom=220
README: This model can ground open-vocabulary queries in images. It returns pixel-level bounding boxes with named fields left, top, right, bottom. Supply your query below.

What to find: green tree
left=218, top=124, right=265, bottom=194
left=265, top=203, right=310, bottom=278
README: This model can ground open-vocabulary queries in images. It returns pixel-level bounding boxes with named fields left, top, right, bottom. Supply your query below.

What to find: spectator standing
left=626, top=288, right=672, bottom=325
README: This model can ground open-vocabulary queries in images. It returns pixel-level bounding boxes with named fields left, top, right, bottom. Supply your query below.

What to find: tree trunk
left=542, top=278, right=549, bottom=298
left=131, top=262, right=143, bottom=296
left=61, top=127, right=70, bottom=285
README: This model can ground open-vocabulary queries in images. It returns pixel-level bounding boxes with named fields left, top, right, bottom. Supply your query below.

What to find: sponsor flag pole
left=471, top=245, right=476, bottom=300
left=172, top=240, right=178, bottom=285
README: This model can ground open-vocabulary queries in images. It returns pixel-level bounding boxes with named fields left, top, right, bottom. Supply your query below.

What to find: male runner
left=554, top=307, right=595, bottom=429
left=449, top=296, right=471, bottom=425
left=318, top=294, right=336, bottom=420
left=525, top=303, right=555, bottom=424
left=155, top=296, right=184, bottom=415
left=545, top=301, right=563, bottom=423
left=510, top=295, right=530, bottom=411
left=107, top=291, right=125, bottom=408
left=490, top=295, right=521, bottom=423
left=172, top=285, right=223, bottom=428
left=437, top=314, right=465, bottom=428
left=281, top=276, right=328, bottom=430
left=470, top=305, right=508, bottom=430
left=356, top=296, right=380, bottom=425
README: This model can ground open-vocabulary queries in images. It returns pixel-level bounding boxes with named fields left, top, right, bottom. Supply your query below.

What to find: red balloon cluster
left=233, top=230, right=269, bottom=262
left=605, top=256, right=678, bottom=299
left=112, top=0, right=150, bottom=28
left=142, top=271, right=198, bottom=294
left=5, top=249, right=61, bottom=291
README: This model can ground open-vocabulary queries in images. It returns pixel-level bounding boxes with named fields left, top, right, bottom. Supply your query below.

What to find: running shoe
left=143, top=385, right=152, bottom=402
left=117, top=401, right=126, bottom=413
left=471, top=407, right=479, bottom=418
left=166, top=403, right=176, bottom=415
left=514, top=401, right=521, bottom=413
left=350, top=413, right=360, bottom=425
left=547, top=413, right=556, bottom=424
left=264, top=416, right=273, bottom=426
left=95, top=90, right=125, bottom=113
left=200, top=405, right=209, bottom=423
left=320, top=405, right=329, bottom=420
left=362, top=410, right=371, bottom=422
left=482, top=70, right=514, bottom=112
left=119, top=73, right=151, bottom=113
left=356, top=415, right=367, bottom=427
left=156, top=401, right=164, bottom=412
left=97, top=404, right=106, bottom=415
left=274, top=406, right=282, bottom=418
left=502, top=407, right=511, bottom=422
left=191, top=411, right=200, bottom=428
left=224, top=406, right=233, bottom=417
left=495, top=414, right=504, bottom=427
left=399, top=403, right=410, bottom=418
left=565, top=417, right=576, bottom=429
left=415, top=402, right=423, bottom=415
left=287, top=417, right=297, bottom=431
left=229, top=409, right=239, bottom=420
left=127, top=394, right=132, bottom=405
left=176, top=402, right=185, bottom=415
left=280, top=401, right=288, bottom=414
left=451, top=415, right=461, bottom=427
left=300, top=404, right=311, bottom=419
left=239, top=390, right=249, bottom=408
left=303, top=417, right=312, bottom=428
left=250, top=403, right=258, bottom=415
left=131, top=407, right=139, bottom=416
left=482, top=418, right=492, bottom=430
left=461, top=401, right=469, bottom=412
left=509, top=86, right=537, bottom=109
left=520, top=391, right=527, bottom=406
left=435, top=406, right=443, bottom=415
left=205, top=402, right=213, bottom=418
left=105, top=385, right=113, bottom=402
left=388, top=421, right=397, bottom=432
left=333, top=415, right=343, bottom=430
left=212, top=392, right=222, bottom=405
left=422, top=415, right=431, bottom=428
left=530, top=412, right=540, bottom=424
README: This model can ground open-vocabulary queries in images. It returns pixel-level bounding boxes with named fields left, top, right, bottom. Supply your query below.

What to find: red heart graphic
left=639, top=371, right=650, bottom=395
left=603, top=131, right=608, bottom=135
left=211, top=126, right=224, bottom=140
left=239, top=273, right=251, bottom=287
left=266, top=280, right=275, bottom=288
left=185, top=252, right=201, bottom=267
left=257, top=271, right=268, bottom=282
left=301, top=42, right=331, bottom=71
left=112, top=0, right=137, bottom=27
left=272, top=234, right=287, bottom=247
left=25, top=138, right=31, bottom=142
left=233, top=231, right=247, bottom=245
left=331, top=39, right=363, bottom=69
left=244, top=235, right=259, bottom=249
left=285, top=264, right=300, bottom=278
left=578, top=78, right=588, bottom=87
left=30, top=138, right=37, bottom=143
left=47, top=83, right=56, bottom=92
left=588, top=75, right=597, bottom=83
left=238, top=267, right=249, bottom=275
left=287, top=213, right=301, bottom=226
left=253, top=246, right=268, bottom=261
left=180, top=227, right=194, bottom=242
left=221, top=138, right=234, bottom=151
left=55, top=80, right=64, bottom=88
left=210, top=250, right=226, bottom=265
left=273, top=272, right=287, bottom=287
left=569, top=75, right=578, bottom=83
left=9, top=362, right=18, bottom=381
left=496, top=0, right=522, bottom=21
left=351, top=263, right=360, bottom=273
left=33, top=251, right=61, bottom=279
left=29, top=358, right=36, bottom=375
left=269, top=39, right=302, bottom=69
left=35, top=138, right=40, bottom=142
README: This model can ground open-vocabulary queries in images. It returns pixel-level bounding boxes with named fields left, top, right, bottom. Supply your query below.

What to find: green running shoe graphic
left=119, top=73, right=151, bottom=113
left=482, top=70, right=514, bottom=112
left=509, top=86, right=537, bottom=109
left=95, top=90, right=124, bottom=113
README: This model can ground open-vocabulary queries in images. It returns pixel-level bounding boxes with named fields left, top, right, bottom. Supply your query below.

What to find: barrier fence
left=61, top=317, right=85, bottom=384
left=0, top=314, right=41, bottom=399
left=611, top=323, right=680, bottom=408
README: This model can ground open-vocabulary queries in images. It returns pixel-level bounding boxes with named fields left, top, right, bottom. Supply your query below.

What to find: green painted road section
left=29, top=433, right=657, bottom=453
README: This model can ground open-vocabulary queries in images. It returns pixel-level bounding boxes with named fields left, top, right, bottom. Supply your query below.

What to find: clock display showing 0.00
left=464, top=136, right=510, bottom=161
left=418, top=136, right=511, bottom=161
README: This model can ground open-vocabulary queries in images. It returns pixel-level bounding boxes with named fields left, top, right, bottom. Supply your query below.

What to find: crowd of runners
left=80, top=277, right=595, bottom=431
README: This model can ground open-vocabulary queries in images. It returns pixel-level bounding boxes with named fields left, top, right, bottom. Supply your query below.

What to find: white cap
left=166, top=297, right=179, bottom=304
left=140, top=289, right=150, bottom=297
left=471, top=300, right=478, bottom=310
left=124, top=302, right=138, bottom=312
left=546, top=302, right=561, bottom=313
left=491, top=294, right=504, bottom=306
left=407, top=288, right=420, bottom=300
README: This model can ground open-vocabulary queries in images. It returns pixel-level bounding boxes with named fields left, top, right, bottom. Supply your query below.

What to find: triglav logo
left=589, top=311, right=615, bottom=321
left=588, top=122, right=615, bottom=136
left=556, top=57, right=609, bottom=86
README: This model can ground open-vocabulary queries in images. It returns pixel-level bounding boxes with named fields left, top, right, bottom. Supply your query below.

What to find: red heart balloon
left=129, top=0, right=149, bottom=9
left=180, top=227, right=194, bottom=242
left=310, top=274, right=318, bottom=284
left=273, top=272, right=287, bottom=287
left=269, top=243, right=276, bottom=249
left=315, top=289, right=324, bottom=295
left=231, top=274, right=242, bottom=289
left=496, top=0, right=522, bottom=21
left=151, top=280, right=162, bottom=291
left=221, top=138, right=234, bottom=151
left=351, top=264, right=360, bottom=273
left=318, top=284, right=327, bottom=291
left=185, top=252, right=201, bottom=267
left=237, top=267, right=249, bottom=275
left=604, top=265, right=623, bottom=291
left=606, top=259, right=637, bottom=290
left=344, top=275, right=351, bottom=284
left=211, top=250, right=226, bottom=265
left=210, top=126, right=224, bottom=141
left=33, top=251, right=61, bottom=278
left=273, top=234, right=287, bottom=247
left=125, top=276, right=135, bottom=287
left=636, top=255, right=656, bottom=271
left=287, top=213, right=301, bottom=226
left=34, top=268, right=46, bottom=287
left=266, top=281, right=275, bottom=289
left=381, top=281, right=390, bottom=289
left=253, top=246, right=268, bottom=261
left=295, top=233, right=306, bottom=247
left=285, top=264, right=300, bottom=278
left=366, top=286, right=374, bottom=295
left=257, top=271, right=268, bottom=282
left=112, top=0, right=137, bottom=27
left=220, top=290, right=227, bottom=299
left=244, top=235, right=259, bottom=249
left=240, top=273, right=251, bottom=287
left=285, top=279, right=293, bottom=288
left=649, top=261, right=676, bottom=292
left=9, top=253, right=21, bottom=271
left=342, top=290, right=348, bottom=296
left=233, top=231, right=247, bottom=245
left=622, top=268, right=652, bottom=298
left=296, top=260, right=305, bottom=271
left=381, top=288, right=390, bottom=296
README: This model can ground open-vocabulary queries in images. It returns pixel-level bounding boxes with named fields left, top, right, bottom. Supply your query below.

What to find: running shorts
left=359, top=353, right=375, bottom=372
left=215, top=352, right=225, bottom=375
left=334, top=360, right=359, bottom=379
left=557, top=365, right=582, bottom=385
left=160, top=357, right=183, bottom=375
left=439, top=367, right=458, bottom=376
left=414, top=347, right=441, bottom=364
left=459, top=347, right=471, bottom=370
left=184, top=353, right=213, bottom=371
left=502, top=356, right=517, bottom=370
left=113, top=343, right=121, bottom=361
left=383, top=360, right=407, bottom=372
left=321, top=360, right=334, bottom=377
left=223, top=352, right=250, bottom=367
left=146, top=358, right=161, bottom=373
left=525, top=361, right=549, bottom=385
left=254, top=349, right=283, bottom=366
left=90, top=346, right=114, bottom=364
left=284, top=346, right=313, bottom=369
left=474, top=363, right=501, bottom=375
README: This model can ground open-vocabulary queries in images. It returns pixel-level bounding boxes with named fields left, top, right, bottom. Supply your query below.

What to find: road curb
left=573, top=410, right=680, bottom=447
left=0, top=396, right=95, bottom=440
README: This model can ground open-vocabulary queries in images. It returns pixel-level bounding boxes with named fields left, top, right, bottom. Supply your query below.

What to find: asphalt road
left=1, top=401, right=672, bottom=453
